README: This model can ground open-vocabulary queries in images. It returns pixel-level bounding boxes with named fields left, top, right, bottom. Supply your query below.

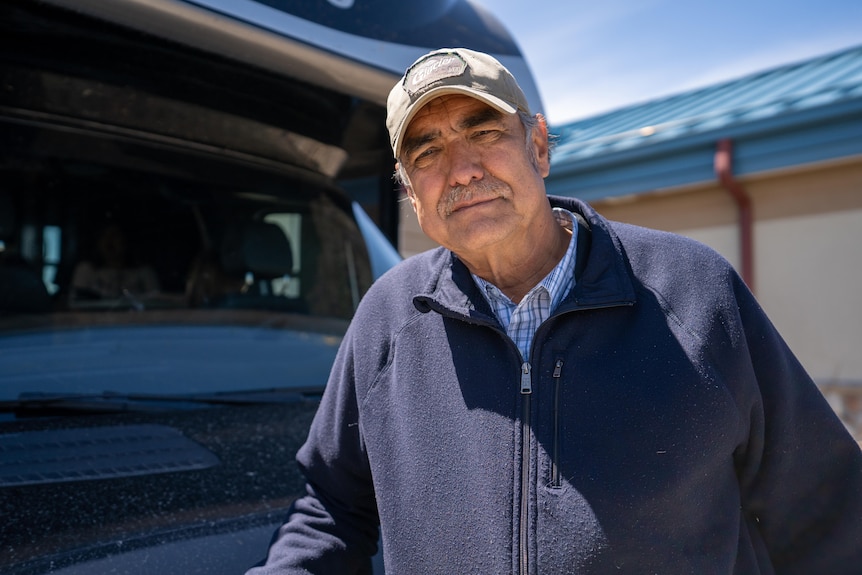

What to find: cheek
left=412, top=195, right=438, bottom=223
left=406, top=175, right=443, bottom=214
left=410, top=190, right=449, bottom=240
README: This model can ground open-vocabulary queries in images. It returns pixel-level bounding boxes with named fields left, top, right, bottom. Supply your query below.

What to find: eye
left=471, top=128, right=501, bottom=142
left=410, top=146, right=439, bottom=168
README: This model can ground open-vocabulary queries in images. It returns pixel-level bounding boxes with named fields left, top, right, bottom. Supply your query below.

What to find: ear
left=531, top=114, right=551, bottom=178
left=395, top=162, right=418, bottom=212
left=406, top=188, right=417, bottom=213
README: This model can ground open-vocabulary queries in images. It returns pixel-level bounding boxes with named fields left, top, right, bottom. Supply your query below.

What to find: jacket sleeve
left=729, top=273, right=862, bottom=573
left=245, top=321, right=380, bottom=575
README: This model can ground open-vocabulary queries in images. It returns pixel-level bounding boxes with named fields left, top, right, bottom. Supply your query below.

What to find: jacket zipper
left=519, top=361, right=531, bottom=575
left=514, top=306, right=630, bottom=574
left=551, top=359, right=564, bottom=488
left=427, top=301, right=632, bottom=575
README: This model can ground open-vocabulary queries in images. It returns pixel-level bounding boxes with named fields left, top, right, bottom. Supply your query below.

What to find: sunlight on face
left=399, top=95, right=550, bottom=259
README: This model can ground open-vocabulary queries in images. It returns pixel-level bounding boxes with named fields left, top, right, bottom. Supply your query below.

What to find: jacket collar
left=413, top=196, right=636, bottom=319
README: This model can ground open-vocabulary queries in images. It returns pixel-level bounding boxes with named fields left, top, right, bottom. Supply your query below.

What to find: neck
left=460, top=217, right=571, bottom=304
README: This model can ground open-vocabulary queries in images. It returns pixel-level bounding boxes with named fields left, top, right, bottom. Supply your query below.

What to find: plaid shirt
left=472, top=208, right=578, bottom=361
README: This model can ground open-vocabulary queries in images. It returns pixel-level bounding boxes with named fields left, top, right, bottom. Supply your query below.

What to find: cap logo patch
left=404, top=53, right=468, bottom=96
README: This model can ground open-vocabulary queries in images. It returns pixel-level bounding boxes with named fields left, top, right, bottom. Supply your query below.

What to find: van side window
left=41, top=225, right=61, bottom=296
left=263, top=213, right=302, bottom=298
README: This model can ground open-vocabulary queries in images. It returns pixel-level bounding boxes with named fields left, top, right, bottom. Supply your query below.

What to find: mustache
left=438, top=177, right=508, bottom=217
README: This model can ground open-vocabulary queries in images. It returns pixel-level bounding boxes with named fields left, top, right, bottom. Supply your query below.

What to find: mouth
left=448, top=195, right=500, bottom=216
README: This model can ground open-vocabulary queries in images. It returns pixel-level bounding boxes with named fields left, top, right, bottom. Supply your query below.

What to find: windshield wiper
left=0, top=387, right=324, bottom=416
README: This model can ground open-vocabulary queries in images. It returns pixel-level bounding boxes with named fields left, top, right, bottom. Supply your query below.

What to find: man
left=249, top=48, right=862, bottom=574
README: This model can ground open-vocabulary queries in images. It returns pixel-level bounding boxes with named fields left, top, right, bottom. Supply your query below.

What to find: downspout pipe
left=714, top=138, right=755, bottom=293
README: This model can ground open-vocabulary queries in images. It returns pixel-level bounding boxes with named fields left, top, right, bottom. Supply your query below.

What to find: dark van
left=0, top=1, right=541, bottom=573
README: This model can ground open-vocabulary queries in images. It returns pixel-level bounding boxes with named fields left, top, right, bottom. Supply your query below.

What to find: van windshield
left=0, top=128, right=376, bottom=406
left=0, top=0, right=392, bottom=407
left=0, top=144, right=373, bottom=325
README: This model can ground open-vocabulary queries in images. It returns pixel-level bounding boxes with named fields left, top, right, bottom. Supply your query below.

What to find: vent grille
left=0, top=424, right=220, bottom=486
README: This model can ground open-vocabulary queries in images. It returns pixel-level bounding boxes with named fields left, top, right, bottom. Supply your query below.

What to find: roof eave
left=546, top=97, right=862, bottom=202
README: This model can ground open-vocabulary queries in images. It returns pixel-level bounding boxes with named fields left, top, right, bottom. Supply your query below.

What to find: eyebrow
left=401, top=131, right=440, bottom=160
left=459, top=107, right=504, bottom=130
left=401, top=107, right=506, bottom=160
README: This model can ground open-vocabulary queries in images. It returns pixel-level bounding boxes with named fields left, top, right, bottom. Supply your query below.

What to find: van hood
left=0, top=402, right=317, bottom=574
left=0, top=318, right=344, bottom=573
left=0, top=317, right=344, bottom=399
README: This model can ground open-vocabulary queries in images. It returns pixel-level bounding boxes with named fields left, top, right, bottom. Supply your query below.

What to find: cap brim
left=392, top=86, right=518, bottom=158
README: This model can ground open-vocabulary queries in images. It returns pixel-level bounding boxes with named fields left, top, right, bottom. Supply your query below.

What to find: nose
left=446, top=140, right=484, bottom=188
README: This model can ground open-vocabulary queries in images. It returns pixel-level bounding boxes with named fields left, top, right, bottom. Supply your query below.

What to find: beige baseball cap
left=386, top=47, right=531, bottom=159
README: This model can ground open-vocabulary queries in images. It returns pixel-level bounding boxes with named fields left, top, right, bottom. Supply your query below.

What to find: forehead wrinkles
left=402, top=97, right=505, bottom=159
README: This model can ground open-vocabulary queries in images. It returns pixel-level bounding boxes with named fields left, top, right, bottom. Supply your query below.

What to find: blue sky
left=477, top=0, right=862, bottom=125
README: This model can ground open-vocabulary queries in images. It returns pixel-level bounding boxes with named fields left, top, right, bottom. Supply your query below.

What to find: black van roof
left=37, top=0, right=544, bottom=114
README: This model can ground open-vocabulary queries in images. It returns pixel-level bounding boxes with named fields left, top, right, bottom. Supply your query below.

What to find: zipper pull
left=553, top=359, right=564, bottom=378
left=520, top=362, right=532, bottom=394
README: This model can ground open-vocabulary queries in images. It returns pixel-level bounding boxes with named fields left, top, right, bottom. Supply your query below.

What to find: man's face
left=398, top=94, right=550, bottom=260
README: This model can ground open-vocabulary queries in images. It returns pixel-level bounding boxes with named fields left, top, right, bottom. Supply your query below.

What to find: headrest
left=221, top=221, right=293, bottom=279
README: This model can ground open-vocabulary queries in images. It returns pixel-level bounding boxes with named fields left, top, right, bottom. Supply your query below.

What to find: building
left=399, top=45, right=862, bottom=439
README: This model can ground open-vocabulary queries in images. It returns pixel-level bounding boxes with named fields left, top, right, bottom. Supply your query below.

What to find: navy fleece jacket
left=248, top=196, right=862, bottom=575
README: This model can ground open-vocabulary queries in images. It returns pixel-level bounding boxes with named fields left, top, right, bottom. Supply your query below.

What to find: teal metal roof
left=546, top=44, right=862, bottom=201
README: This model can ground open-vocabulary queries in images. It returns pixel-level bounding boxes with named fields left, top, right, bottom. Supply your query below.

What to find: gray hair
left=394, top=111, right=555, bottom=192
